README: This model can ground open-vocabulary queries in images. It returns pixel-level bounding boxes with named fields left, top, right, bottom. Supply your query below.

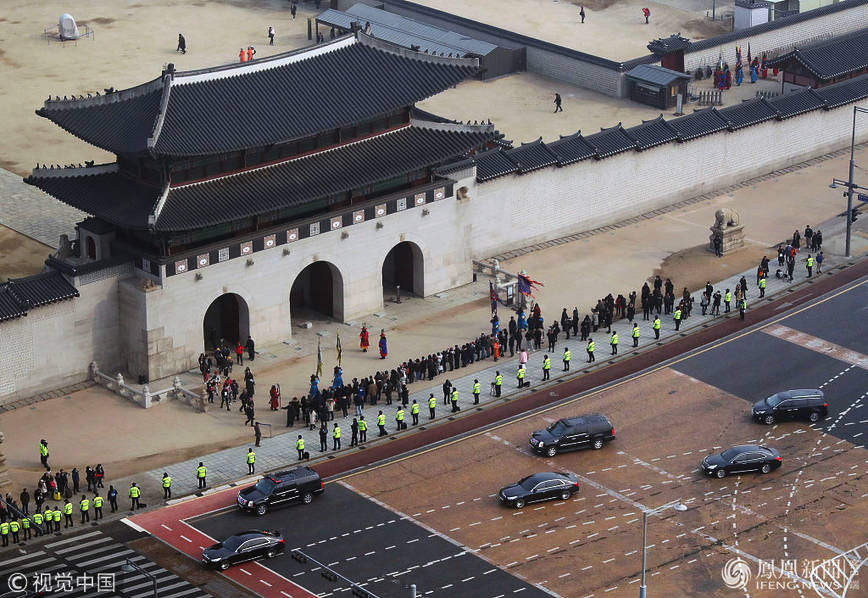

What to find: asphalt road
left=189, top=482, right=551, bottom=598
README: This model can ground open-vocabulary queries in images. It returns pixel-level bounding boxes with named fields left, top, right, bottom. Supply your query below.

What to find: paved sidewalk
left=110, top=245, right=860, bottom=509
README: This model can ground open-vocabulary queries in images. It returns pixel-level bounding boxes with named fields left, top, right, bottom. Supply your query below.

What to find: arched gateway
left=290, top=261, right=344, bottom=323
left=203, top=293, right=250, bottom=350
left=382, top=241, right=424, bottom=298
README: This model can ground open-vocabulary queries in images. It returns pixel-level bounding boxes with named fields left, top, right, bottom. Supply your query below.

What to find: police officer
left=319, top=424, right=328, bottom=452
left=473, top=379, right=481, bottom=404
left=21, top=514, right=31, bottom=540
left=411, top=400, right=420, bottom=424
left=562, top=347, right=571, bottom=371
left=632, top=322, right=640, bottom=347
left=129, top=483, right=141, bottom=511
left=377, top=411, right=387, bottom=436
left=450, top=388, right=459, bottom=412
left=759, top=275, right=766, bottom=298
left=587, top=338, right=595, bottom=362
left=516, top=365, right=525, bottom=388
left=541, top=355, right=551, bottom=381
left=358, top=416, right=368, bottom=442
left=31, top=511, right=43, bottom=537
left=8, top=518, right=19, bottom=543
left=63, top=499, right=74, bottom=528
left=93, top=493, right=103, bottom=520
left=296, top=435, right=305, bottom=460
left=350, top=418, right=359, bottom=446
left=653, top=315, right=661, bottom=339
left=428, top=394, right=436, bottom=419
left=610, top=331, right=619, bottom=355
left=673, top=306, right=682, bottom=331
left=332, top=423, right=341, bottom=450
left=44, top=506, right=54, bottom=533
left=246, top=448, right=256, bottom=475
left=79, top=495, right=90, bottom=524
left=806, top=254, right=814, bottom=277
left=724, top=288, right=732, bottom=313
left=739, top=297, right=747, bottom=320
left=196, top=462, right=207, bottom=489
left=0, top=519, right=8, bottom=546
left=396, top=406, right=405, bottom=430
left=53, top=505, right=62, bottom=532
left=162, top=473, right=172, bottom=499
left=494, top=372, right=502, bottom=397
left=39, top=439, right=50, bottom=471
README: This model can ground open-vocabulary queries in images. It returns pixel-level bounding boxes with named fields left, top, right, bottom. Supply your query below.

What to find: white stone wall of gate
left=681, top=4, right=868, bottom=73
left=469, top=103, right=868, bottom=259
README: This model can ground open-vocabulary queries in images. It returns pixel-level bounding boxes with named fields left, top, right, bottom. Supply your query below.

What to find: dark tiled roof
left=475, top=148, right=519, bottom=181
left=767, top=88, right=825, bottom=119
left=735, top=0, right=770, bottom=8
left=719, top=98, right=778, bottom=130
left=546, top=132, right=596, bottom=166
left=36, top=80, right=165, bottom=155
left=626, top=64, right=691, bottom=87
left=503, top=138, right=557, bottom=173
left=625, top=116, right=677, bottom=150
left=37, top=34, right=478, bottom=157
left=766, top=30, right=868, bottom=81
left=584, top=124, right=637, bottom=159
left=0, top=270, right=79, bottom=322
left=647, top=34, right=691, bottom=56
left=667, top=107, right=729, bottom=141
left=815, top=73, right=868, bottom=107
left=26, top=165, right=161, bottom=231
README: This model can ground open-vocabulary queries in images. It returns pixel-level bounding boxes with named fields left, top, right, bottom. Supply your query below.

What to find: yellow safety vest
left=411, top=403, right=419, bottom=414
left=197, top=466, right=206, bottom=478
left=495, top=375, right=502, bottom=386
left=296, top=438, right=305, bottom=450
left=54, top=510, right=61, bottom=522
left=32, top=513, right=43, bottom=525
left=93, top=497, right=103, bottom=508
left=358, top=420, right=367, bottom=431
left=632, top=327, right=640, bottom=338
left=725, top=292, right=731, bottom=302
left=543, top=358, right=550, bottom=370
left=759, top=278, right=766, bottom=289
left=653, top=319, right=660, bottom=330
left=588, top=341, right=595, bottom=352
left=611, top=334, right=618, bottom=345
left=563, top=350, right=570, bottom=362
left=451, top=389, right=458, bottom=401
left=473, top=382, right=481, bottom=393
left=39, top=444, right=48, bottom=457
left=0, top=522, right=8, bottom=534
left=247, top=452, right=256, bottom=464
left=333, top=426, right=341, bottom=438
left=428, top=396, right=436, bottom=408
left=377, top=414, right=385, bottom=426
left=63, top=503, right=72, bottom=515
left=517, top=368, right=524, bottom=379
left=21, top=518, right=29, bottom=529
left=396, top=410, right=404, bottom=421
left=9, top=521, right=19, bottom=532
left=130, top=486, right=141, bottom=498
left=80, top=499, right=89, bottom=511
left=673, top=309, right=681, bottom=320
left=163, top=476, right=172, bottom=488
left=807, top=257, right=813, bottom=267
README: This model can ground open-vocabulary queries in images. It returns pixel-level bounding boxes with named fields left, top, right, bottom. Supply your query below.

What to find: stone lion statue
left=714, top=207, right=740, bottom=229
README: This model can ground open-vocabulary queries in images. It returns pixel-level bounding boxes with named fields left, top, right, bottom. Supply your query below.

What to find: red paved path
left=131, top=259, right=867, bottom=597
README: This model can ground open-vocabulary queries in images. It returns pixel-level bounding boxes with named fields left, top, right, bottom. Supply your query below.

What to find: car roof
left=777, top=389, right=823, bottom=399
left=231, top=530, right=273, bottom=540
left=561, top=413, right=610, bottom=426
left=726, top=445, right=772, bottom=454
left=523, top=472, right=569, bottom=484
left=271, top=467, right=318, bottom=481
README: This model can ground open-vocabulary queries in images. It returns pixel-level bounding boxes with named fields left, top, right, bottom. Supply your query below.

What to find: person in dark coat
left=177, top=33, right=186, bottom=54
left=245, top=337, right=255, bottom=361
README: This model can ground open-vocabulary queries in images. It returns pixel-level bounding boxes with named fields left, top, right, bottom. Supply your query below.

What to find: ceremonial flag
left=489, top=281, right=498, bottom=314
left=316, top=339, right=323, bottom=377
left=747, top=43, right=751, bottom=64
left=516, top=272, right=544, bottom=298
left=336, top=332, right=342, bottom=367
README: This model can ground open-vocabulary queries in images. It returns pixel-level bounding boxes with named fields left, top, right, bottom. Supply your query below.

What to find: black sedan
left=498, top=472, right=579, bottom=509
left=201, top=530, right=285, bottom=570
left=701, top=445, right=781, bottom=479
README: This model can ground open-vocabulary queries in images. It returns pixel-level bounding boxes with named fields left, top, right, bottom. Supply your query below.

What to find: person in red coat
left=360, top=326, right=370, bottom=352
left=235, top=341, right=244, bottom=365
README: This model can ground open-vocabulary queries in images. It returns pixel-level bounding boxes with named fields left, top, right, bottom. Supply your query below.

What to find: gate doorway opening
left=290, top=261, right=344, bottom=324
left=203, top=293, right=249, bottom=350
left=382, top=241, right=423, bottom=298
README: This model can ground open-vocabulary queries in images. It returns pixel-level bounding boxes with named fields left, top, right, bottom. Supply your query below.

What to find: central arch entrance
left=290, top=261, right=344, bottom=323
left=203, top=293, right=250, bottom=350
left=382, top=241, right=423, bottom=297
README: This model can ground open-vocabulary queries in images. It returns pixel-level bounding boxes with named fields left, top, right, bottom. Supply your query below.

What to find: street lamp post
left=638, top=499, right=688, bottom=598
left=830, top=105, right=868, bottom=259
left=121, top=558, right=158, bottom=598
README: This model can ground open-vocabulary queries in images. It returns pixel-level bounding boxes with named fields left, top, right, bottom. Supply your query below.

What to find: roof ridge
left=356, top=31, right=480, bottom=69
left=147, top=72, right=174, bottom=152
left=39, top=76, right=164, bottom=112
left=410, top=117, right=495, bottom=134
left=28, top=163, right=119, bottom=180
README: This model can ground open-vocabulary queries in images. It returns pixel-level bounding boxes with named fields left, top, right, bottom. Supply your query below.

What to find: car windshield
left=518, top=475, right=540, bottom=489
left=222, top=536, right=244, bottom=551
left=766, top=394, right=783, bottom=407
left=721, top=448, right=741, bottom=461
left=546, top=421, right=567, bottom=435
left=255, top=478, right=276, bottom=493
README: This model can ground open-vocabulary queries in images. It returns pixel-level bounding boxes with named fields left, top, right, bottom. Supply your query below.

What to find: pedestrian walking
left=816, top=251, right=823, bottom=273
left=246, top=336, right=255, bottom=361
left=246, top=448, right=256, bottom=475
left=580, top=5, right=586, bottom=22
left=642, top=6, right=650, bottom=23
left=196, top=462, right=207, bottom=489
left=39, top=439, right=49, bottom=471
left=108, top=486, right=118, bottom=512
left=268, top=26, right=275, bottom=45
left=95, top=464, right=104, bottom=489
left=162, top=473, right=172, bottom=499
left=254, top=421, right=262, bottom=447
left=235, top=340, right=244, bottom=364
left=553, top=92, right=563, bottom=113
left=610, top=331, right=618, bottom=355
left=129, top=483, right=140, bottom=511
left=177, top=33, right=186, bottom=54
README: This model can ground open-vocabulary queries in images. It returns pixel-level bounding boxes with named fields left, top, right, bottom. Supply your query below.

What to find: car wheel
left=302, top=492, right=313, bottom=504
left=266, top=549, right=276, bottom=558
left=809, top=411, right=820, bottom=423
left=219, top=561, right=229, bottom=571
left=592, top=439, right=604, bottom=450
left=514, top=499, right=525, bottom=509
left=546, top=446, right=558, bottom=457
left=761, top=463, right=771, bottom=474
left=716, top=469, right=727, bottom=479
left=560, top=490, right=571, bottom=500
left=256, top=504, right=267, bottom=516
left=763, top=414, right=775, bottom=425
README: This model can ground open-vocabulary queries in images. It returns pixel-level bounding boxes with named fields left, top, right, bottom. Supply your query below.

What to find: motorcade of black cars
left=701, top=445, right=781, bottom=479
left=529, top=414, right=615, bottom=457
left=498, top=472, right=579, bottom=509
left=237, top=467, right=323, bottom=515
left=752, top=389, right=827, bottom=425
left=201, top=529, right=285, bottom=570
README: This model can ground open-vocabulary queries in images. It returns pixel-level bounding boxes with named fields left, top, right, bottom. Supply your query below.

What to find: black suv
left=530, top=414, right=615, bottom=457
left=752, top=389, right=828, bottom=425
left=237, top=467, right=324, bottom=515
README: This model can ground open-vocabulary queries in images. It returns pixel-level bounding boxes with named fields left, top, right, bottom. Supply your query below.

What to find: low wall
left=469, top=99, right=868, bottom=258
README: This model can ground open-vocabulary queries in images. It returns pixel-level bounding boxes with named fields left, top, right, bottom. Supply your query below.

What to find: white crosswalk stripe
left=2, top=530, right=210, bottom=598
